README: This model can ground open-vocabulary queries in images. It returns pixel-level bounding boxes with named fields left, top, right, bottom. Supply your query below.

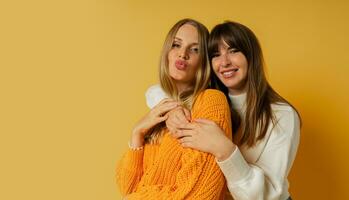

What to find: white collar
left=228, top=92, right=247, bottom=111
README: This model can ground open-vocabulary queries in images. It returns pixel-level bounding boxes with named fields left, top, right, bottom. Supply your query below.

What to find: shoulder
left=145, top=84, right=168, bottom=108
left=271, top=103, right=300, bottom=121
left=192, top=89, right=232, bottom=136
left=193, top=89, right=229, bottom=110
left=270, top=102, right=301, bottom=136
left=145, top=84, right=163, bottom=96
left=196, top=89, right=227, bottom=102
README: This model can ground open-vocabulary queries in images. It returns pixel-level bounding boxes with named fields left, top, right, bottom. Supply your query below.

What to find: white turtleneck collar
left=228, top=92, right=247, bottom=117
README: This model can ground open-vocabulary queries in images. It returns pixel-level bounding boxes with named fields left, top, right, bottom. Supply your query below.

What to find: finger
left=181, top=141, right=194, bottom=149
left=171, top=119, right=184, bottom=131
left=166, top=121, right=177, bottom=134
left=160, top=101, right=179, bottom=108
left=169, top=128, right=177, bottom=134
left=153, top=98, right=177, bottom=110
left=165, top=107, right=188, bottom=130
left=156, top=103, right=179, bottom=116
left=173, top=130, right=195, bottom=139
left=193, top=118, right=216, bottom=125
left=177, top=122, right=199, bottom=130
left=157, top=98, right=175, bottom=105
left=174, top=110, right=189, bottom=124
left=178, top=135, right=193, bottom=144
left=165, top=118, right=173, bottom=128
left=156, top=114, right=169, bottom=123
left=166, top=126, right=176, bottom=134
left=171, top=130, right=183, bottom=139
left=183, top=108, right=191, bottom=121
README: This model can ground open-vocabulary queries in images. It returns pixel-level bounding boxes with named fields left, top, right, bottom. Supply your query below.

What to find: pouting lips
left=175, top=60, right=187, bottom=70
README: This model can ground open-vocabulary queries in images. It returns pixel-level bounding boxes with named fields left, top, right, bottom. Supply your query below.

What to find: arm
left=145, top=84, right=191, bottom=134
left=115, top=149, right=145, bottom=196
left=217, top=106, right=300, bottom=200
left=174, top=103, right=300, bottom=199
left=126, top=89, right=232, bottom=199
left=115, top=99, right=179, bottom=196
left=175, top=118, right=235, bottom=161
left=126, top=149, right=226, bottom=200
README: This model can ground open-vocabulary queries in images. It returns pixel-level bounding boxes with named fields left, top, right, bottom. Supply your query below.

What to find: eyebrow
left=174, top=37, right=199, bottom=45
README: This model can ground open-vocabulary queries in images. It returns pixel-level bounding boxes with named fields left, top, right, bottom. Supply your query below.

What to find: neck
left=228, top=92, right=247, bottom=118
left=176, top=82, right=192, bottom=94
left=228, top=86, right=247, bottom=96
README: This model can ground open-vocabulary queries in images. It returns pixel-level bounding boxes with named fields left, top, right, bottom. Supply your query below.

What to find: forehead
left=174, top=24, right=199, bottom=44
left=218, top=39, right=230, bottom=50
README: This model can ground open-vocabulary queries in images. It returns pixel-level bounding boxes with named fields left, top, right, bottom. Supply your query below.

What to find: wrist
left=130, top=131, right=144, bottom=148
left=215, top=141, right=236, bottom=162
left=128, top=141, right=144, bottom=150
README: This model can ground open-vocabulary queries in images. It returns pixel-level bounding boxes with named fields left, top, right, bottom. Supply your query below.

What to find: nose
left=178, top=48, right=189, bottom=60
left=219, top=54, right=231, bottom=68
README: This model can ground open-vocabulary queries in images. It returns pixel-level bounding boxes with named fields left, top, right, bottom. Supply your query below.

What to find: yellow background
left=1, top=0, right=348, bottom=199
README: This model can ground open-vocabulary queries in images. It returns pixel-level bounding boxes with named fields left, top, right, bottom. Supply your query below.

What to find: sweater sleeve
left=145, top=84, right=167, bottom=109
left=126, top=89, right=232, bottom=200
left=217, top=105, right=300, bottom=200
left=115, top=149, right=144, bottom=196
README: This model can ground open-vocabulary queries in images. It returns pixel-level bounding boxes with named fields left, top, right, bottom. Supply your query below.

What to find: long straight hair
left=159, top=18, right=211, bottom=109
left=208, top=21, right=301, bottom=147
left=146, top=19, right=210, bottom=144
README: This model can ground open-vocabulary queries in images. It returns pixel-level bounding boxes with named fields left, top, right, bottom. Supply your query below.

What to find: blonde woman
left=116, top=19, right=232, bottom=199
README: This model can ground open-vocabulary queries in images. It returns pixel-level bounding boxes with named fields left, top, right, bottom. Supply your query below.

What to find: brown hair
left=208, top=21, right=301, bottom=147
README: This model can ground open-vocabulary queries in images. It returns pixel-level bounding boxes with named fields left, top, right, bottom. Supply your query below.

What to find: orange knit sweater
left=116, top=89, right=232, bottom=200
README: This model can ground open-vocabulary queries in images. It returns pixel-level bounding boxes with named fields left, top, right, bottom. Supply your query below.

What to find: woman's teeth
left=223, top=71, right=234, bottom=76
left=222, top=69, right=238, bottom=78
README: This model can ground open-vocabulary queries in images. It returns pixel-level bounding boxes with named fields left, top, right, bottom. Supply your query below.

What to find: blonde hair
left=145, top=18, right=210, bottom=144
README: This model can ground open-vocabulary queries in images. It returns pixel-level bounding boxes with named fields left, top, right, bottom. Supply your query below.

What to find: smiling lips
left=175, top=60, right=187, bottom=70
left=221, top=68, right=239, bottom=78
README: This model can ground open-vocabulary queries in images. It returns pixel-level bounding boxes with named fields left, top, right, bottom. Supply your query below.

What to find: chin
left=225, top=81, right=240, bottom=89
left=170, top=76, right=186, bottom=82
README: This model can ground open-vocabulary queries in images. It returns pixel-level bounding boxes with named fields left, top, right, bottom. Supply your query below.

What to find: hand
left=174, top=118, right=236, bottom=161
left=131, top=98, right=179, bottom=147
left=165, top=106, right=191, bottom=134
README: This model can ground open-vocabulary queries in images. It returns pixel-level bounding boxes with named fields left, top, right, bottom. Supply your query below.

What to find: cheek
left=191, top=54, right=200, bottom=66
left=237, top=54, right=248, bottom=70
left=167, top=49, right=176, bottom=63
left=211, top=60, right=220, bottom=74
left=241, top=62, right=248, bottom=78
left=167, top=52, right=174, bottom=64
left=188, top=56, right=200, bottom=71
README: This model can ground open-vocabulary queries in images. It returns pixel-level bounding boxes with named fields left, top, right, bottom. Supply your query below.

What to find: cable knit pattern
left=116, top=89, right=232, bottom=200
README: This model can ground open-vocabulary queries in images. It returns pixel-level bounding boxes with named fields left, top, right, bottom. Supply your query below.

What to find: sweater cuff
left=126, top=149, right=144, bottom=167
left=216, top=147, right=251, bottom=184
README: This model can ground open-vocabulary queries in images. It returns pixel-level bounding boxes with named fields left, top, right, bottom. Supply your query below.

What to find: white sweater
left=145, top=85, right=300, bottom=200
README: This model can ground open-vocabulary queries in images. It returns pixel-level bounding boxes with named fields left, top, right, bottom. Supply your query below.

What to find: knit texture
left=116, top=89, right=232, bottom=200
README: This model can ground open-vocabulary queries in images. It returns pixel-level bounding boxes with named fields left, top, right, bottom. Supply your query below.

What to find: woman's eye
left=229, top=48, right=239, bottom=53
left=212, top=52, right=220, bottom=57
left=172, top=43, right=180, bottom=48
left=190, top=47, right=199, bottom=53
